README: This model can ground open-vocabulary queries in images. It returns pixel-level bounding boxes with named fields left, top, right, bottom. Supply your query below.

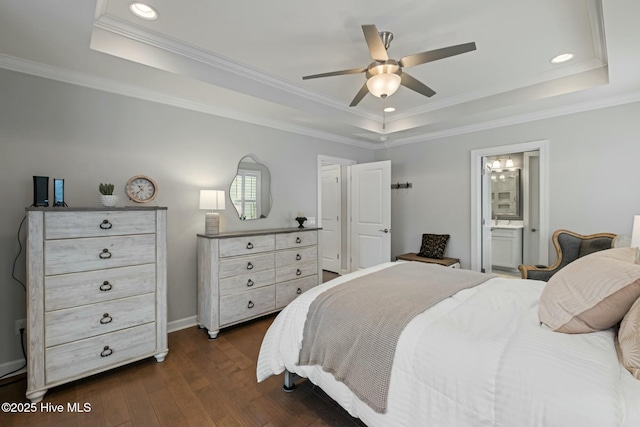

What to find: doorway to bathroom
left=470, top=140, right=550, bottom=274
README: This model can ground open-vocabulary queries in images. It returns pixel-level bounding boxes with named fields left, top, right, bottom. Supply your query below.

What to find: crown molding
left=382, top=89, right=640, bottom=149
left=0, top=53, right=378, bottom=150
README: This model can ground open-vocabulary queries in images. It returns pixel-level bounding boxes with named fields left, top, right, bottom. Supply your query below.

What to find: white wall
left=377, top=101, right=640, bottom=266
left=0, top=69, right=374, bottom=371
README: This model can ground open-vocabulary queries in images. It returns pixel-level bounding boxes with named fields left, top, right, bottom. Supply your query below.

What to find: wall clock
left=126, top=175, right=158, bottom=203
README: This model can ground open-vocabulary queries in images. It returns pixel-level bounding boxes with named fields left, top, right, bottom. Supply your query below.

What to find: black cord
left=11, top=215, right=26, bottom=290
left=0, top=328, right=27, bottom=383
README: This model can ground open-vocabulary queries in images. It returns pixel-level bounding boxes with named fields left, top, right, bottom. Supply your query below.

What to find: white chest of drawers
left=197, top=228, right=321, bottom=339
left=25, top=207, right=168, bottom=403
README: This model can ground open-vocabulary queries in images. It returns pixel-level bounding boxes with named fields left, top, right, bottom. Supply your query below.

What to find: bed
left=257, top=260, right=640, bottom=427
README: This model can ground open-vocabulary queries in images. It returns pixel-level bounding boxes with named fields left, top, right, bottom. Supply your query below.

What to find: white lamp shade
left=505, top=157, right=514, bottom=168
left=491, top=160, right=501, bottom=169
left=366, top=73, right=402, bottom=98
left=200, top=190, right=226, bottom=210
left=631, top=215, right=640, bottom=248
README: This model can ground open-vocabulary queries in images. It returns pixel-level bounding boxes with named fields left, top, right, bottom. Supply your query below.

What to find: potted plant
left=99, top=183, right=117, bottom=207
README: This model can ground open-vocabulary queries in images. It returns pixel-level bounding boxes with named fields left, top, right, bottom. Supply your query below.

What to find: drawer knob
left=296, top=288, right=302, bottom=295
left=247, top=242, right=254, bottom=249
left=99, top=249, right=112, bottom=259
left=99, top=281, right=113, bottom=291
left=296, top=269, right=302, bottom=276
left=247, top=301, right=254, bottom=309
left=100, top=346, right=113, bottom=357
left=296, top=237, right=302, bottom=244
left=247, top=279, right=254, bottom=287
left=247, top=262, right=254, bottom=270
left=296, top=254, right=302, bottom=261
left=100, top=219, right=113, bottom=230
left=100, top=313, right=113, bottom=324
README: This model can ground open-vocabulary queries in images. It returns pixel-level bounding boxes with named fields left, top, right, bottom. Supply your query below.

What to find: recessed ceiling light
left=129, top=2, right=158, bottom=20
left=550, top=53, right=574, bottom=64
left=383, top=107, right=396, bottom=113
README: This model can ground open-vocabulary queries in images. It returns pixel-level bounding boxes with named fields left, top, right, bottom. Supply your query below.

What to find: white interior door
left=481, top=157, right=493, bottom=273
left=350, top=160, right=391, bottom=271
left=321, top=165, right=341, bottom=273
left=523, top=152, right=541, bottom=265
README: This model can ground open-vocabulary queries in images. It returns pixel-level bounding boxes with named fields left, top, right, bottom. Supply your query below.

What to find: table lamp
left=200, top=190, right=226, bottom=235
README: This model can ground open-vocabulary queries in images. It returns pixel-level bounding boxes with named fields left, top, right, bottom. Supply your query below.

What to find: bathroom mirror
left=229, top=155, right=272, bottom=220
left=491, top=169, right=521, bottom=218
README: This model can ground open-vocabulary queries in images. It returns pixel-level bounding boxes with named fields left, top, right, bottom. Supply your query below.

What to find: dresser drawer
left=219, top=286, right=275, bottom=326
left=45, top=210, right=156, bottom=239
left=276, top=246, right=318, bottom=268
left=218, top=253, right=274, bottom=279
left=44, top=234, right=156, bottom=275
left=219, top=234, right=275, bottom=257
left=45, top=264, right=156, bottom=311
left=45, top=293, right=155, bottom=347
left=275, top=231, right=317, bottom=250
left=219, top=269, right=275, bottom=296
left=276, top=275, right=318, bottom=309
left=46, top=322, right=157, bottom=384
left=276, top=261, right=318, bottom=283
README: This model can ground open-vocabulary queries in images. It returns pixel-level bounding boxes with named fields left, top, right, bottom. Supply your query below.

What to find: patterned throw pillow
left=619, top=296, right=640, bottom=379
left=417, top=234, right=450, bottom=260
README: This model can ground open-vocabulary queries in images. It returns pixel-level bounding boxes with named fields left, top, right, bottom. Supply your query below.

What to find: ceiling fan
left=302, top=24, right=476, bottom=107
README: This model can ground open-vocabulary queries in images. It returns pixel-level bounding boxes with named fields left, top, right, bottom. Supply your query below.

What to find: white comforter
left=257, top=262, right=640, bottom=427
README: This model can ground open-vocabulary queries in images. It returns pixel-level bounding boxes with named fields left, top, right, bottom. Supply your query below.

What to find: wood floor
left=0, top=312, right=365, bottom=427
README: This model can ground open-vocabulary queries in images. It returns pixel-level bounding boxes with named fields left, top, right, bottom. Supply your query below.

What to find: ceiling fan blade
left=349, top=82, right=370, bottom=107
left=362, top=24, right=389, bottom=61
left=399, top=42, right=476, bottom=68
left=401, top=73, right=436, bottom=98
left=302, top=67, right=367, bottom=80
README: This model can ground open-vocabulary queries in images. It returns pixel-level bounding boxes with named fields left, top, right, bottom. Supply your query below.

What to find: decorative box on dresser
left=197, top=227, right=321, bottom=339
left=25, top=207, right=168, bottom=403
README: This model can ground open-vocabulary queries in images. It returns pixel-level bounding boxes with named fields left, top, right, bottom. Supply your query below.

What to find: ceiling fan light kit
left=302, top=24, right=476, bottom=107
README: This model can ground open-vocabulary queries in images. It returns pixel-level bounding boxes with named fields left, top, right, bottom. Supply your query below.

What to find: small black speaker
left=33, top=176, right=49, bottom=207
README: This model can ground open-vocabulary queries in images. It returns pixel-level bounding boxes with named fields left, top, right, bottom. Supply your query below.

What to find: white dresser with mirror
left=197, top=228, right=321, bottom=339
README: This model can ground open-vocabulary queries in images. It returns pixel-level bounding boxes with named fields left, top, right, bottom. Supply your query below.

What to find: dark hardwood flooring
left=0, top=271, right=367, bottom=427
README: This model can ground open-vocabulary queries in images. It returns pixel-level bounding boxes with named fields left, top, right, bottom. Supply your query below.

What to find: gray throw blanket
left=298, top=262, right=494, bottom=413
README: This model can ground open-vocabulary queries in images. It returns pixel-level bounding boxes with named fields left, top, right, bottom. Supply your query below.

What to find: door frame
left=317, top=155, right=356, bottom=274
left=470, top=140, right=550, bottom=272
left=523, top=151, right=542, bottom=265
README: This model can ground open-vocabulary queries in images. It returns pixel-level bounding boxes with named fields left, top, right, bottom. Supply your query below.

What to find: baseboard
left=0, top=317, right=197, bottom=380
left=0, top=358, right=26, bottom=380
left=167, top=315, right=198, bottom=333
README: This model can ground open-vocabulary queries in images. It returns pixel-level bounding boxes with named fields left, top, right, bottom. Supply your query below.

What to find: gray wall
left=0, top=69, right=374, bottom=370
left=377, top=101, right=640, bottom=266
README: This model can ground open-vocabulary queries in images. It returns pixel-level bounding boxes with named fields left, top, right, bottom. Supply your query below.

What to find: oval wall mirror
left=229, top=155, right=272, bottom=220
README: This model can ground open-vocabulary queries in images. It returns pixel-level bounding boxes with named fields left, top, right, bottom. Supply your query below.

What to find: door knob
left=379, top=228, right=390, bottom=233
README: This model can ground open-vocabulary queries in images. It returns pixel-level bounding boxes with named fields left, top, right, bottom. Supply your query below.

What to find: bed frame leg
left=283, top=370, right=297, bottom=392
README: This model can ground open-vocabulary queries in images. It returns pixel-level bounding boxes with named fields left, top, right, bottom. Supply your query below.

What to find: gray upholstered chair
left=518, top=229, right=616, bottom=282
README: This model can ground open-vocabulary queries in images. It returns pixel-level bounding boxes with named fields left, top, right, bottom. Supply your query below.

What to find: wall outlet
left=307, top=216, right=316, bottom=225
left=15, top=319, right=26, bottom=335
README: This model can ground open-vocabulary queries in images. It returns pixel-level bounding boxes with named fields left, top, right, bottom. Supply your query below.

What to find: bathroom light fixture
left=491, top=160, right=501, bottom=169
left=550, top=53, right=573, bottom=64
left=129, top=2, right=158, bottom=20
left=505, top=157, right=514, bottom=168
left=200, top=190, right=226, bottom=235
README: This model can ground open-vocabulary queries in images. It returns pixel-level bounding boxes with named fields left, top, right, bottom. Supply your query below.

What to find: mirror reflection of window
left=230, top=169, right=261, bottom=220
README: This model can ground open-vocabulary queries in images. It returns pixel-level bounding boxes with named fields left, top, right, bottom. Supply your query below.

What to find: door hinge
left=337, top=216, right=339, bottom=221
left=336, top=177, right=338, bottom=183
left=481, top=218, right=486, bottom=225
left=337, top=254, right=340, bottom=259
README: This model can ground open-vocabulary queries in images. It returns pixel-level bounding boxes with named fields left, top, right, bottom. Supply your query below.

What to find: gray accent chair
left=518, top=229, right=616, bottom=282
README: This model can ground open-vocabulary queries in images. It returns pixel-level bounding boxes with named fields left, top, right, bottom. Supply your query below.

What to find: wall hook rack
left=391, top=182, right=412, bottom=190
